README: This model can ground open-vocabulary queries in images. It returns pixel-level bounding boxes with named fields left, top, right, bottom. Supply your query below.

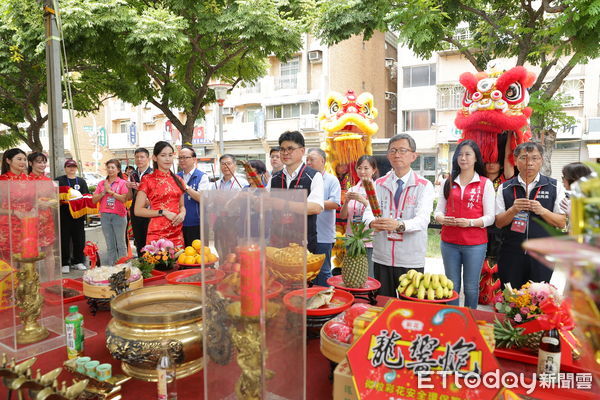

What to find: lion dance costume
left=455, top=65, right=536, bottom=305
left=320, top=90, right=378, bottom=268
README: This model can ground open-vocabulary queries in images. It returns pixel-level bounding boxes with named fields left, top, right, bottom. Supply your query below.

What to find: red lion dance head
left=455, top=66, right=536, bottom=165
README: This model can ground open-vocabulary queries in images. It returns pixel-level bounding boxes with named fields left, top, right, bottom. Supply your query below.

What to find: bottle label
left=542, top=337, right=559, bottom=346
left=157, top=369, right=168, bottom=400
left=65, top=317, right=84, bottom=359
left=537, top=349, right=561, bottom=379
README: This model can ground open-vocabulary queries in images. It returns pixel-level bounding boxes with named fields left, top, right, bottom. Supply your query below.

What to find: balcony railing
left=274, top=76, right=298, bottom=90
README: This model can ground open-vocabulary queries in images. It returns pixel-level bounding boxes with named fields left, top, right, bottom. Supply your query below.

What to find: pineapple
left=493, top=318, right=543, bottom=352
left=341, top=222, right=373, bottom=288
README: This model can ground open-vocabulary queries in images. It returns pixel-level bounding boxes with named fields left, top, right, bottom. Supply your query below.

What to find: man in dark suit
left=127, top=148, right=153, bottom=256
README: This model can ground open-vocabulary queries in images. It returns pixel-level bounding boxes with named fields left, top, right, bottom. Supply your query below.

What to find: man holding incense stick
left=495, top=142, right=566, bottom=287
left=363, top=134, right=435, bottom=297
left=212, top=154, right=248, bottom=191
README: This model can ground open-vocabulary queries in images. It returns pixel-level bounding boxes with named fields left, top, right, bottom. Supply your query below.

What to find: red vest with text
left=441, top=177, right=488, bottom=245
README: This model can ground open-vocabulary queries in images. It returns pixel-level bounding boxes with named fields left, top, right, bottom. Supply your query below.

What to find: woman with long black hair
left=434, top=140, right=495, bottom=309
left=134, top=141, right=186, bottom=247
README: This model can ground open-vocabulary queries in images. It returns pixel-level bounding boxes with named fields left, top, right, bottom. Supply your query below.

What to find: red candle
left=238, top=245, right=262, bottom=317
left=21, top=216, right=39, bottom=259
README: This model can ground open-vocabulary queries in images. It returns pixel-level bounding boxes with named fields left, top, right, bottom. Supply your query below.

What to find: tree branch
left=455, top=1, right=514, bottom=40
left=531, top=56, right=559, bottom=92
left=149, top=98, right=185, bottom=133
left=541, top=53, right=580, bottom=98
left=444, top=37, right=483, bottom=71
left=542, top=0, right=567, bottom=13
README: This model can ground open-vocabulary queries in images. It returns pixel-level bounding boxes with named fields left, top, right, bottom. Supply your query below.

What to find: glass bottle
left=537, top=328, right=561, bottom=383
left=157, top=343, right=177, bottom=400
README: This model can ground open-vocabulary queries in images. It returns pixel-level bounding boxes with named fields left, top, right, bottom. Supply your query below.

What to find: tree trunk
left=180, top=119, right=195, bottom=146
left=531, top=127, right=556, bottom=176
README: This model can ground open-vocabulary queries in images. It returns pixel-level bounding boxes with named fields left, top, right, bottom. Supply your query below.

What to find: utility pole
left=44, top=0, right=65, bottom=178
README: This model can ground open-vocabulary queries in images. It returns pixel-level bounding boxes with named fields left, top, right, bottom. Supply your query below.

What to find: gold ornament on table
left=0, top=353, right=88, bottom=400
left=230, top=323, right=274, bottom=400
left=14, top=253, right=49, bottom=344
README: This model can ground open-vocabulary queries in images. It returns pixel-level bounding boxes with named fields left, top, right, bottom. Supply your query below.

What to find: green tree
left=62, top=0, right=313, bottom=144
left=0, top=0, right=113, bottom=151
left=316, top=0, right=600, bottom=173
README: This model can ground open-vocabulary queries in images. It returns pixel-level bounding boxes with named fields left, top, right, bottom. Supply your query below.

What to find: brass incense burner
left=105, top=284, right=203, bottom=381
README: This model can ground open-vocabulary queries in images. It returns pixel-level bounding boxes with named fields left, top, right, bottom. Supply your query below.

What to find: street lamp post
left=208, top=82, right=232, bottom=157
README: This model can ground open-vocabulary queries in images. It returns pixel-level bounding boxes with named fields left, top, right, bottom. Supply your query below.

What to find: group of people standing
left=0, top=130, right=591, bottom=309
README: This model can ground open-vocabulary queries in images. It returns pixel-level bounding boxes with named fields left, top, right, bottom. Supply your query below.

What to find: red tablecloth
left=1, top=288, right=598, bottom=399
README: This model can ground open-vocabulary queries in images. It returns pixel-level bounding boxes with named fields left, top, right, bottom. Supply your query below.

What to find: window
left=560, top=79, right=584, bottom=107
left=267, top=102, right=315, bottom=119
left=277, top=57, right=300, bottom=89
left=437, top=85, right=465, bottom=110
left=403, top=64, right=436, bottom=87
left=120, top=120, right=130, bottom=133
left=403, top=110, right=435, bottom=131
left=243, top=107, right=262, bottom=123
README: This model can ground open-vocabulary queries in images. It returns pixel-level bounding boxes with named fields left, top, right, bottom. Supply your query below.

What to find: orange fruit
left=195, top=255, right=203, bottom=264
left=203, top=247, right=211, bottom=256
left=184, top=255, right=196, bottom=265
left=177, top=253, right=187, bottom=264
left=192, top=239, right=202, bottom=250
left=207, top=253, right=217, bottom=263
left=184, top=246, right=196, bottom=256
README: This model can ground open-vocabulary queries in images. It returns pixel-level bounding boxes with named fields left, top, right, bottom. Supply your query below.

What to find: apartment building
left=218, top=32, right=398, bottom=168
left=396, top=46, right=600, bottom=181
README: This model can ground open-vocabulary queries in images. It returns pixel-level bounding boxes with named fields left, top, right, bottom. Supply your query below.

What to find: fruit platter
left=397, top=270, right=458, bottom=302
left=266, top=244, right=325, bottom=282
left=320, top=304, right=384, bottom=363
left=176, top=240, right=219, bottom=268
left=283, top=286, right=354, bottom=316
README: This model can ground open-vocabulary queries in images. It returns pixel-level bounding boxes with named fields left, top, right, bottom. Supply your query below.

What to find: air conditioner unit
left=308, top=50, right=323, bottom=63
left=589, top=117, right=600, bottom=133
left=385, top=58, right=396, bottom=69
left=222, top=107, right=234, bottom=115
left=384, top=91, right=396, bottom=101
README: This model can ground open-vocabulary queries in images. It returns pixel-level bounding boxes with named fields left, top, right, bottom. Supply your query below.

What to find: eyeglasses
left=517, top=156, right=542, bottom=162
left=280, top=146, right=303, bottom=154
left=178, top=156, right=194, bottom=160
left=388, top=147, right=413, bottom=155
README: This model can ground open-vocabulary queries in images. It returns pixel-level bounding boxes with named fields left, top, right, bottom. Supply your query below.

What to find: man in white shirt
left=212, top=154, right=249, bottom=190
left=495, top=142, right=566, bottom=287
left=307, top=148, right=341, bottom=286
left=363, top=134, right=435, bottom=297
left=267, top=131, right=324, bottom=253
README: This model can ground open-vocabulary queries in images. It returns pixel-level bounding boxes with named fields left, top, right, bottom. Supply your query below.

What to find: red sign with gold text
left=347, top=299, right=500, bottom=400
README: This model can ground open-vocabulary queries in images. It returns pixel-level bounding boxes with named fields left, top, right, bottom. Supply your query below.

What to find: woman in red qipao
left=134, top=141, right=186, bottom=247
left=0, top=148, right=30, bottom=260
left=28, top=152, right=56, bottom=249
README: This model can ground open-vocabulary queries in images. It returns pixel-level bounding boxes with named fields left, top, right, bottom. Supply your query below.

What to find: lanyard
left=513, top=185, right=542, bottom=201
left=221, top=179, right=234, bottom=190
left=282, top=164, right=307, bottom=189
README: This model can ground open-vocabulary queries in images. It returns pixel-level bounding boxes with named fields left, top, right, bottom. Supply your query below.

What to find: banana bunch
left=397, top=270, right=455, bottom=300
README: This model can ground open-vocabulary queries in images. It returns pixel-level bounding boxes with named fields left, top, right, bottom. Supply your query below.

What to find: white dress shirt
left=495, top=173, right=566, bottom=215
left=266, top=163, right=324, bottom=210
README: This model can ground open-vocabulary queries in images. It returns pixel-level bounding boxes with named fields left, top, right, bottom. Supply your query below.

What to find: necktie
left=394, top=179, right=404, bottom=208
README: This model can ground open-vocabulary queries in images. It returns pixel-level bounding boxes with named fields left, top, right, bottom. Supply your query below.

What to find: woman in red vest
left=434, top=140, right=495, bottom=308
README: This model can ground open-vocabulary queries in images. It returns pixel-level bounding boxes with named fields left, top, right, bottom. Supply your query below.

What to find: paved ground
left=73, top=225, right=566, bottom=311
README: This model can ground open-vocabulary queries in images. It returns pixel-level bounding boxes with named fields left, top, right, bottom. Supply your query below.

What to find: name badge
left=511, top=211, right=528, bottom=233
left=106, top=196, right=116, bottom=209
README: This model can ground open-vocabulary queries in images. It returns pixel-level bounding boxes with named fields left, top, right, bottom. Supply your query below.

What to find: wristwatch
left=158, top=209, right=164, bottom=216
left=395, top=220, right=405, bottom=233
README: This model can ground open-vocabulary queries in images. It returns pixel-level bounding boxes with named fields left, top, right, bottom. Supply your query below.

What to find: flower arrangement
left=139, top=239, right=179, bottom=273
left=493, top=281, right=577, bottom=354
left=494, top=281, right=561, bottom=324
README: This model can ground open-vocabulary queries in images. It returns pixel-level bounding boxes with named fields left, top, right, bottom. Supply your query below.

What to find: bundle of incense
left=362, top=178, right=382, bottom=217
left=241, top=161, right=264, bottom=188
